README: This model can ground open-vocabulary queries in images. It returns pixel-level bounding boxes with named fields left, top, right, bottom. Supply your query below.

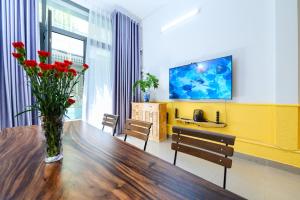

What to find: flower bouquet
left=12, top=42, right=89, bottom=163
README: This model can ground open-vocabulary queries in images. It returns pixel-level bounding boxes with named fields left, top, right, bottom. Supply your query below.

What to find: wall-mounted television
left=169, top=55, right=232, bottom=100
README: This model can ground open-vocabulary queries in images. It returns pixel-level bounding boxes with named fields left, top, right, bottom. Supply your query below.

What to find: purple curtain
left=0, top=0, right=39, bottom=130
left=112, top=11, right=141, bottom=134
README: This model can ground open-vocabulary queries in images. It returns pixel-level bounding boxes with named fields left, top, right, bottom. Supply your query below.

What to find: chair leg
left=223, top=167, right=227, bottom=189
left=144, top=139, right=148, bottom=151
left=124, top=134, right=127, bottom=141
left=114, top=118, right=119, bottom=137
left=223, top=144, right=228, bottom=189
left=173, top=150, right=178, bottom=165
left=173, top=134, right=179, bottom=165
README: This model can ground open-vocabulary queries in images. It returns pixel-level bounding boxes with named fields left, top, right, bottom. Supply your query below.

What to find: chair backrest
left=123, top=119, right=152, bottom=151
left=171, top=126, right=235, bottom=189
left=102, top=114, right=119, bottom=136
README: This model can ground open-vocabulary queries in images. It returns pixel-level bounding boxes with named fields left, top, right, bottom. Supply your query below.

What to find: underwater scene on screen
left=169, top=56, right=232, bottom=100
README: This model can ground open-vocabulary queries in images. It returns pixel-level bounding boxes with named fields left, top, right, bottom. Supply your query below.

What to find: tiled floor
left=119, top=136, right=300, bottom=200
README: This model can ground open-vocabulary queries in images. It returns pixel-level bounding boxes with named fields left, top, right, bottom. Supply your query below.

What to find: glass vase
left=41, top=115, right=64, bottom=163
left=143, top=90, right=150, bottom=102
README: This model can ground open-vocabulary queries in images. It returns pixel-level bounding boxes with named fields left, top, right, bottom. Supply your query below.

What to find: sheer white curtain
left=82, top=9, right=113, bottom=128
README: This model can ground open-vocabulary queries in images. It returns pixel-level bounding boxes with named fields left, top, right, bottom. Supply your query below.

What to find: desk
left=0, top=121, right=244, bottom=199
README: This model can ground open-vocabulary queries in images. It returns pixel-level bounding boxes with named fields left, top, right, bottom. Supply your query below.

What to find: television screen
left=169, top=55, right=232, bottom=100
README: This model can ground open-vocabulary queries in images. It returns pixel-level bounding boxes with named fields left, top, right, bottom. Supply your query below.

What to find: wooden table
left=0, top=121, right=245, bottom=200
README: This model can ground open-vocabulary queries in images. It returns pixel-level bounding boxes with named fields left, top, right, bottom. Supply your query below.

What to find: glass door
left=51, top=32, right=85, bottom=119
left=39, top=0, right=88, bottom=120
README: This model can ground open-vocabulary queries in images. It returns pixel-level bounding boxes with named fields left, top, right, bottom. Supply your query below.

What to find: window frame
left=51, top=26, right=87, bottom=64
left=39, top=0, right=89, bottom=120
left=40, top=0, right=89, bottom=63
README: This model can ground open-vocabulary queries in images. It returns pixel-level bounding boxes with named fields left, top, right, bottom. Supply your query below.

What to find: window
left=39, top=0, right=89, bottom=120
left=47, top=0, right=89, bottom=36
left=51, top=32, right=85, bottom=119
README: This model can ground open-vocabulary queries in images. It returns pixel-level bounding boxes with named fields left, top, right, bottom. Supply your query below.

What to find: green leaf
left=132, top=73, right=159, bottom=93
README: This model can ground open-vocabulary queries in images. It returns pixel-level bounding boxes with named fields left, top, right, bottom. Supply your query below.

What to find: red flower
left=38, top=72, right=43, bottom=77
left=67, top=98, right=75, bottom=105
left=12, top=52, right=22, bottom=59
left=24, top=60, right=37, bottom=68
left=68, top=68, right=77, bottom=76
left=54, top=61, right=68, bottom=72
left=38, top=50, right=51, bottom=57
left=83, top=63, right=89, bottom=69
left=39, top=63, right=53, bottom=71
left=64, top=60, right=73, bottom=66
left=12, top=42, right=25, bottom=49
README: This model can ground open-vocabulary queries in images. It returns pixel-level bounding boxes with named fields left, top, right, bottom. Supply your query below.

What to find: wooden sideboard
left=132, top=102, right=167, bottom=142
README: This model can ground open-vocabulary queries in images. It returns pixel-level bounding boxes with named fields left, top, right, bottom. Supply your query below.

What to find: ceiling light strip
left=161, top=8, right=199, bottom=32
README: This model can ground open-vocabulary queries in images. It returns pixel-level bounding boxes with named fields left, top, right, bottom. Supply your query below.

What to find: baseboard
left=234, top=152, right=300, bottom=175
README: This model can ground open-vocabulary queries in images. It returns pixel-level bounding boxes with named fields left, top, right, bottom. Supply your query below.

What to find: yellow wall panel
left=298, top=107, right=300, bottom=149
left=275, top=106, right=298, bottom=150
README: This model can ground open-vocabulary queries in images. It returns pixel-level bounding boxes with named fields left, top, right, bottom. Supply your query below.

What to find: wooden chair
left=171, top=126, right=236, bottom=189
left=102, top=114, right=119, bottom=136
left=123, top=119, right=152, bottom=151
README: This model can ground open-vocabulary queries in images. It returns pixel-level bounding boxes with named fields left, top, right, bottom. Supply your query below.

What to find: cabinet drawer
left=131, top=103, right=167, bottom=142
left=142, top=104, right=159, bottom=111
left=132, top=103, right=141, bottom=110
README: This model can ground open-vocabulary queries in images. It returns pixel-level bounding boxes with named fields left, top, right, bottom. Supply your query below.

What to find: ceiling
left=73, top=0, right=173, bottom=20
left=107, top=0, right=172, bottom=19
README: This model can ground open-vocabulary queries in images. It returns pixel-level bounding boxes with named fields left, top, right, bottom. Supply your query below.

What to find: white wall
left=142, top=0, right=299, bottom=104
left=275, top=0, right=299, bottom=104
left=299, top=0, right=300, bottom=104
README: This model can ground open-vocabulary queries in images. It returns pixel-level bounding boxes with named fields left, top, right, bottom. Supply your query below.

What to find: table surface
left=0, top=121, right=245, bottom=200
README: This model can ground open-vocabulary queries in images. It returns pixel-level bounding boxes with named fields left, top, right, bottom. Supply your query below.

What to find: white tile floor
left=120, top=136, right=300, bottom=200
